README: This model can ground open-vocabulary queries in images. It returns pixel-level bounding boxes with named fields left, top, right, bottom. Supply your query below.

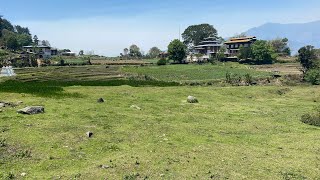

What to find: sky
left=1, top=0, right=320, bottom=56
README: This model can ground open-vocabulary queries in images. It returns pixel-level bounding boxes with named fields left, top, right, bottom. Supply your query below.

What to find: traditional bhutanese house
left=189, top=37, right=223, bottom=62
left=23, top=45, right=58, bottom=59
left=224, top=36, right=257, bottom=57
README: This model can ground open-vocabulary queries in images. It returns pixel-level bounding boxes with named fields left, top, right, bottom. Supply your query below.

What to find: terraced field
left=12, top=66, right=126, bottom=82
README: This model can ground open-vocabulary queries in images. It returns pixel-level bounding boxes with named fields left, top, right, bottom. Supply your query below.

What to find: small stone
left=130, top=105, right=141, bottom=110
left=86, top=131, right=93, bottom=138
left=0, top=103, right=5, bottom=108
left=17, top=106, right=44, bottom=115
left=97, top=98, right=105, bottom=103
left=16, top=101, right=23, bottom=105
left=187, top=96, right=199, bottom=103
left=21, top=173, right=27, bottom=177
left=100, top=165, right=110, bottom=169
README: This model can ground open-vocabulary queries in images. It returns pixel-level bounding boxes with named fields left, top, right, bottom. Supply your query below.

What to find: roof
left=194, top=44, right=223, bottom=48
left=225, top=39, right=254, bottom=44
left=199, top=40, right=219, bottom=44
left=23, top=45, right=51, bottom=48
left=229, top=36, right=256, bottom=41
left=204, top=37, right=216, bottom=40
left=224, top=36, right=257, bottom=44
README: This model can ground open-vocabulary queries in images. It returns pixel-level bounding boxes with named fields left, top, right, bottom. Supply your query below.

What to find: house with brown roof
left=225, top=36, right=257, bottom=57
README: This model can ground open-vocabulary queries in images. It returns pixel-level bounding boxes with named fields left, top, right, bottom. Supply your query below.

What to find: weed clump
left=301, top=108, right=320, bottom=127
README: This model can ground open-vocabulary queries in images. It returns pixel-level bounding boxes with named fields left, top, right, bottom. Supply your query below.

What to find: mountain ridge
left=244, top=20, right=320, bottom=54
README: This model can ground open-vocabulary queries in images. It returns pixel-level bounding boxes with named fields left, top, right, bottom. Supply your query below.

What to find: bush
left=301, top=107, right=320, bottom=126
left=304, top=69, right=320, bottom=85
left=244, top=73, right=253, bottom=85
left=157, top=58, right=167, bottom=66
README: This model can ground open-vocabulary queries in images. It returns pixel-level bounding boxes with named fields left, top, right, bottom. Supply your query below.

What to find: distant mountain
left=244, top=20, right=320, bottom=54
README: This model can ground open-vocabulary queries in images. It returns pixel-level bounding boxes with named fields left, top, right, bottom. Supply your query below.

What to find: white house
left=23, top=45, right=58, bottom=59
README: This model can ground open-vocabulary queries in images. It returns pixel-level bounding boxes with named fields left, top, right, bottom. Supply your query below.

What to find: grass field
left=0, top=85, right=320, bottom=179
left=0, top=63, right=318, bottom=179
left=122, top=63, right=272, bottom=82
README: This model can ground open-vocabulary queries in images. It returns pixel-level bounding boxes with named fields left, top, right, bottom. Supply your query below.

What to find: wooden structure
left=224, top=36, right=257, bottom=57
left=189, top=37, right=223, bottom=62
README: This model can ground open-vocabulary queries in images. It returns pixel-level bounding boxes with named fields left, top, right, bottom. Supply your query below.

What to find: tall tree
left=168, top=39, right=186, bottom=63
left=0, top=17, right=14, bottom=34
left=41, top=40, right=50, bottom=46
left=298, top=45, right=319, bottom=73
left=269, top=38, right=291, bottom=56
left=148, top=47, right=161, bottom=58
left=182, top=24, right=218, bottom=48
left=17, top=33, right=32, bottom=46
left=129, top=44, right=142, bottom=58
left=33, top=35, right=39, bottom=46
left=123, top=48, right=129, bottom=56
left=251, top=40, right=277, bottom=64
left=15, top=25, right=31, bottom=35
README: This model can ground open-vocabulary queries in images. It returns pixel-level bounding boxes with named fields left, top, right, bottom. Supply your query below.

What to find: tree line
left=0, top=16, right=50, bottom=51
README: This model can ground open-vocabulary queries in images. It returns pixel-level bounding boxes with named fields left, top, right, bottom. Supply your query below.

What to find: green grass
left=64, top=58, right=88, bottom=65
left=122, top=63, right=271, bottom=82
left=0, top=85, right=320, bottom=179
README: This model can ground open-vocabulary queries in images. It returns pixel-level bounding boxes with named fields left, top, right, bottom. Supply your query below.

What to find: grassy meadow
left=0, top=63, right=319, bottom=179
left=0, top=85, right=320, bottom=179
left=122, top=63, right=271, bottom=82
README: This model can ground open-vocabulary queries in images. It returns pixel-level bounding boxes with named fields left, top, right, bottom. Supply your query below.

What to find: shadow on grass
left=0, top=80, right=180, bottom=98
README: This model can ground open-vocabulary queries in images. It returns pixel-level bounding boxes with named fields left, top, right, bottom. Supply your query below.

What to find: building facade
left=188, top=37, right=223, bottom=62
left=224, top=36, right=257, bottom=57
left=23, top=45, right=57, bottom=59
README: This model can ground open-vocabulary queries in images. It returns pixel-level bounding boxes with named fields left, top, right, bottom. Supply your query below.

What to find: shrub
left=244, top=73, right=253, bottom=85
left=304, top=68, right=320, bottom=85
left=157, top=58, right=167, bottom=66
left=225, top=72, right=232, bottom=84
left=301, top=108, right=320, bottom=126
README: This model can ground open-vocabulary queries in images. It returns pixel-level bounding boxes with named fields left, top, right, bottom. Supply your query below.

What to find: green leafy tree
left=41, top=40, right=50, bottom=46
left=238, top=46, right=253, bottom=60
left=168, top=39, right=186, bottom=63
left=0, top=17, right=14, bottom=35
left=17, top=33, right=32, bottom=46
left=33, top=35, right=39, bottom=45
left=6, top=35, right=19, bottom=50
left=298, top=45, right=319, bottom=73
left=1, top=29, right=18, bottom=50
left=251, top=40, right=277, bottom=64
left=148, top=47, right=161, bottom=58
left=215, top=46, right=226, bottom=61
left=79, top=50, right=84, bottom=56
left=15, top=25, right=31, bottom=35
left=304, top=68, right=320, bottom=85
left=269, top=38, right=291, bottom=56
left=182, top=24, right=218, bottom=48
left=129, top=44, right=142, bottom=58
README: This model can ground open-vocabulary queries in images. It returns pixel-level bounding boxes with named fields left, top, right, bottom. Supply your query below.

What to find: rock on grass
left=187, top=96, right=199, bottom=103
left=17, top=106, right=44, bottom=115
left=97, top=98, right=105, bottom=103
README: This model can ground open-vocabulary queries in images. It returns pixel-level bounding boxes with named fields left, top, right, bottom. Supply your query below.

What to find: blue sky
left=1, top=0, right=320, bottom=56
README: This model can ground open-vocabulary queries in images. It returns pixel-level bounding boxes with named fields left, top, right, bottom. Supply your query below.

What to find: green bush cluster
left=157, top=58, right=167, bottom=66
left=301, top=108, right=320, bottom=126
left=304, top=68, right=320, bottom=85
left=226, top=72, right=254, bottom=85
